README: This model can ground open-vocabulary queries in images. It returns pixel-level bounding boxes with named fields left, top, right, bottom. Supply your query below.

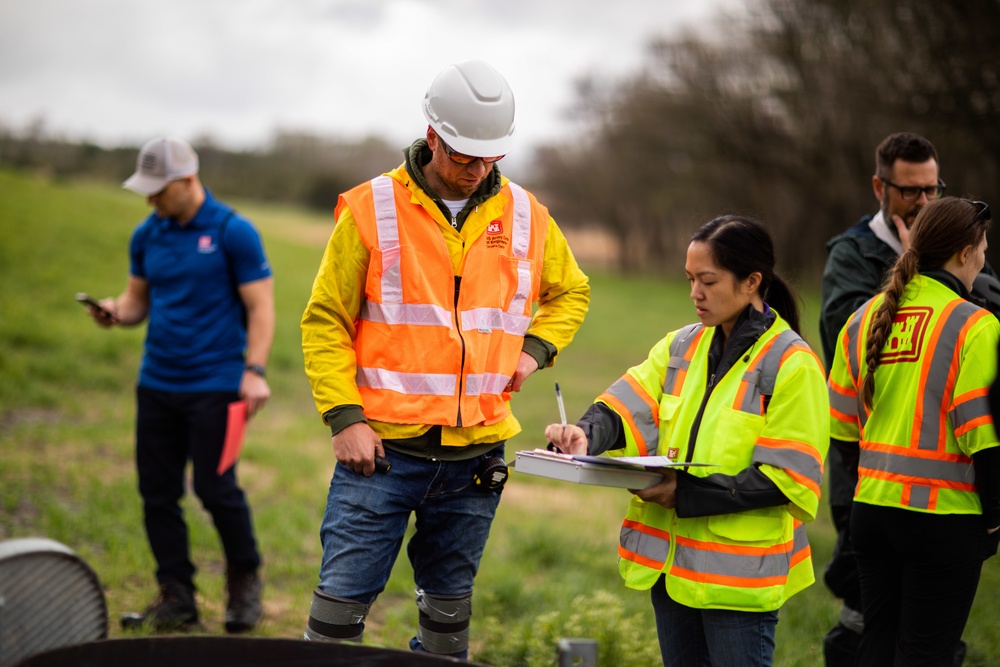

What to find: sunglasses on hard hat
left=439, top=138, right=504, bottom=165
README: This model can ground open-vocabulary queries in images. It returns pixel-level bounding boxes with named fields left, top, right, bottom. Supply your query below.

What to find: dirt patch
left=563, top=227, right=620, bottom=269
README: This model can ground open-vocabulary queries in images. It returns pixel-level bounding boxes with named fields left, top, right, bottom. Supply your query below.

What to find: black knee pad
left=415, top=589, right=471, bottom=655
left=304, top=589, right=371, bottom=643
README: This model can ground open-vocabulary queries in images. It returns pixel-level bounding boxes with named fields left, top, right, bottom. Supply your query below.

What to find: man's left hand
left=506, top=351, right=540, bottom=393
left=240, top=371, right=271, bottom=418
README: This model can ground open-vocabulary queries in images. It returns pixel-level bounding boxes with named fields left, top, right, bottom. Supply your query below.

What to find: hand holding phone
left=76, top=292, right=117, bottom=323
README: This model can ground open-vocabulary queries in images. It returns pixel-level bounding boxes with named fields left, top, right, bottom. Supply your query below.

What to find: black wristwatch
left=245, top=364, right=267, bottom=378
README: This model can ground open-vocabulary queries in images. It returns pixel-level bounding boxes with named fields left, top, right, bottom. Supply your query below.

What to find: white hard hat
left=423, top=60, right=516, bottom=158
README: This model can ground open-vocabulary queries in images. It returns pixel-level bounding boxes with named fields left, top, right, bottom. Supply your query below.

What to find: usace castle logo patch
left=882, top=306, right=932, bottom=364
left=485, top=220, right=508, bottom=249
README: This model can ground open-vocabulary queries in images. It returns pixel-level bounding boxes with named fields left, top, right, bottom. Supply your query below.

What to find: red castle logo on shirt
left=487, top=220, right=503, bottom=235
left=881, top=306, right=932, bottom=364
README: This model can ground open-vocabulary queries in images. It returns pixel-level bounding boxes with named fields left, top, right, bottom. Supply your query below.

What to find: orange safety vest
left=338, top=174, right=548, bottom=428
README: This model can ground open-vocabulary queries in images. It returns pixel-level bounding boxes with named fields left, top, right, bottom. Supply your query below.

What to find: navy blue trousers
left=136, top=386, right=261, bottom=586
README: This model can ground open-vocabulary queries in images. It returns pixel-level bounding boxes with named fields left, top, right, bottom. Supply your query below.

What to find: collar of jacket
left=707, top=304, right=778, bottom=381
left=402, top=138, right=503, bottom=232
left=920, top=267, right=974, bottom=301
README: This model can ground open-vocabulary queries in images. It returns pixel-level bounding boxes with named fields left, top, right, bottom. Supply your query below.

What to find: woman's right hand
left=543, top=423, right=587, bottom=455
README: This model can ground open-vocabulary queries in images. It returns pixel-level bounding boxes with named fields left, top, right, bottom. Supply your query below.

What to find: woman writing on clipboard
left=545, top=216, right=829, bottom=667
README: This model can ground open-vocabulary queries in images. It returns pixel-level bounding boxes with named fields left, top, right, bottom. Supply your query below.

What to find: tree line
left=0, top=127, right=402, bottom=214
left=534, top=0, right=1000, bottom=277
left=3, top=0, right=998, bottom=279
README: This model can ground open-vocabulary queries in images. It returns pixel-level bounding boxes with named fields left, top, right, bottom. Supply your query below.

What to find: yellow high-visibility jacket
left=829, top=274, right=1000, bottom=514
left=601, top=314, right=829, bottom=611
left=301, top=163, right=590, bottom=446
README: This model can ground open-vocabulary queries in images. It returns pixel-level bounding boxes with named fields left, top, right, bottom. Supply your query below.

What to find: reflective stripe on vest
left=828, top=378, right=858, bottom=424
left=734, top=330, right=806, bottom=416
left=359, top=175, right=534, bottom=397
left=665, top=323, right=809, bottom=414
left=670, top=521, right=809, bottom=588
left=849, top=298, right=983, bottom=510
left=598, top=375, right=660, bottom=456
left=842, top=301, right=873, bottom=430
left=357, top=367, right=457, bottom=396
left=951, top=388, right=992, bottom=437
left=663, top=324, right=706, bottom=396
left=619, top=518, right=671, bottom=570
left=360, top=177, right=452, bottom=327
left=459, top=183, right=533, bottom=337
left=754, top=436, right=824, bottom=496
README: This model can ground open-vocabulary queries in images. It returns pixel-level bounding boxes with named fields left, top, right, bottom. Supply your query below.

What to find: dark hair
left=861, top=197, right=991, bottom=408
left=691, top=215, right=801, bottom=334
left=875, top=132, right=938, bottom=180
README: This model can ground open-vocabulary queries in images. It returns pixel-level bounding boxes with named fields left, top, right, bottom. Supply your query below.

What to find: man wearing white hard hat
left=83, top=137, right=274, bottom=634
left=301, top=60, right=590, bottom=658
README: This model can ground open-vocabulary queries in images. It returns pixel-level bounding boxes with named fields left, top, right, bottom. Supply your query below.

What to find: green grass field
left=2, top=168, right=999, bottom=665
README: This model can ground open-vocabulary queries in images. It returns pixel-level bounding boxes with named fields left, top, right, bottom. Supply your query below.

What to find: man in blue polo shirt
left=84, top=137, right=274, bottom=633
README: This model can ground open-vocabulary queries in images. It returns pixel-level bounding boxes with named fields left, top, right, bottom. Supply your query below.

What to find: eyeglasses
left=971, top=200, right=991, bottom=223
left=439, top=139, right=504, bottom=165
left=881, top=178, right=946, bottom=202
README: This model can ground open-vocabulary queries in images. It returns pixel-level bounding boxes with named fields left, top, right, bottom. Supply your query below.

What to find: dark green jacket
left=819, top=215, right=895, bottom=367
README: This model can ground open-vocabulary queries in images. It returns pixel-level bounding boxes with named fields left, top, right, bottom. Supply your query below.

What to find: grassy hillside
left=2, top=168, right=999, bottom=665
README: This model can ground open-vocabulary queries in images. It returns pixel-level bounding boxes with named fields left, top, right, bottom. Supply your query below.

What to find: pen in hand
left=555, top=382, right=567, bottom=429
left=546, top=382, right=569, bottom=454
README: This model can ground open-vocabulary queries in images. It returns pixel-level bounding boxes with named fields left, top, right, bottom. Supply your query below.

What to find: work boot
left=121, top=581, right=199, bottom=632
left=225, top=565, right=263, bottom=633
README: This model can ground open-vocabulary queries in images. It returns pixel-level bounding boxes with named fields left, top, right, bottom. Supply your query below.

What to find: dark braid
left=862, top=250, right=918, bottom=409
left=861, top=198, right=991, bottom=409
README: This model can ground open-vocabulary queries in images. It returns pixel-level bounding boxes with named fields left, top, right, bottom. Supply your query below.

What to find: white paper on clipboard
left=572, top=454, right=717, bottom=468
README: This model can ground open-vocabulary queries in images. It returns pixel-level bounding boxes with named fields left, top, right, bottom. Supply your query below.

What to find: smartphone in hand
left=75, top=292, right=115, bottom=320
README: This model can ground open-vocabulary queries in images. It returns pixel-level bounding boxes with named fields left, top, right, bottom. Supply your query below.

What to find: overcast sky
left=0, top=0, right=735, bottom=158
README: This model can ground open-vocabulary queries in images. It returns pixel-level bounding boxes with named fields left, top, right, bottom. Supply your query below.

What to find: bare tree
left=535, top=0, right=1000, bottom=275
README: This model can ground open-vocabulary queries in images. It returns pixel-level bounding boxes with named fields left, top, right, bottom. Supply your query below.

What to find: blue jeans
left=650, top=575, right=778, bottom=667
left=317, top=446, right=503, bottom=629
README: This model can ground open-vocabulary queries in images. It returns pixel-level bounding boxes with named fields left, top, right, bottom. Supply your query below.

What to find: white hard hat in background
left=423, top=60, right=516, bottom=158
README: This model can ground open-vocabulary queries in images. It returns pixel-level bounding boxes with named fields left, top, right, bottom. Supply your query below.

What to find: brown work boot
left=225, top=565, right=263, bottom=633
left=121, top=581, right=199, bottom=632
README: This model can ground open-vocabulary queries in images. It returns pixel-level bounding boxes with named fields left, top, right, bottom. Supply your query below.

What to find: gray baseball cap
left=122, top=137, right=199, bottom=195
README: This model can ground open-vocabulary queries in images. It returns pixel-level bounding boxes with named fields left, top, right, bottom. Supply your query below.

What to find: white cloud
left=0, top=0, right=734, bottom=157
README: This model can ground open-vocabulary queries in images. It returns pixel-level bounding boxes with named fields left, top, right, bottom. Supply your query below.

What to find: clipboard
left=217, top=400, right=248, bottom=475
left=514, top=449, right=662, bottom=489
left=513, top=449, right=716, bottom=490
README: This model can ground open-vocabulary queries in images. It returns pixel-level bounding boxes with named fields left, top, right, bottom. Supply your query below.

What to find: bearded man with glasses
left=819, top=132, right=998, bottom=666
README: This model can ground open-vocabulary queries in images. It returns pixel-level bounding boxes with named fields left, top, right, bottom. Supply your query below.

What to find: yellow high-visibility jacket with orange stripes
left=829, top=274, right=1000, bottom=514
left=600, top=314, right=829, bottom=611
left=301, top=163, right=590, bottom=445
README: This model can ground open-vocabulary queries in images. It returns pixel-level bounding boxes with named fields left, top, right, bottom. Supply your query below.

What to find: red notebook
left=217, top=400, right=248, bottom=475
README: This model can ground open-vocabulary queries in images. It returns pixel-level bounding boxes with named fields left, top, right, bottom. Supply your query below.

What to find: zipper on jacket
left=685, top=373, right=715, bottom=464
left=454, top=275, right=466, bottom=427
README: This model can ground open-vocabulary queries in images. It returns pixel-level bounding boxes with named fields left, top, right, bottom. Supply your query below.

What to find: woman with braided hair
left=828, top=197, right=1000, bottom=665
